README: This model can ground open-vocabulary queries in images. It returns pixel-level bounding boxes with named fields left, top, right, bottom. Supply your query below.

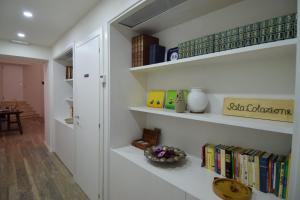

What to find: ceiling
left=0, top=0, right=99, bottom=47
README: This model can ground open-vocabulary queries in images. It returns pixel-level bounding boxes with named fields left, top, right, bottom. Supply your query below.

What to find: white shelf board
left=130, top=39, right=297, bottom=73
left=65, top=98, right=73, bottom=104
left=112, top=146, right=281, bottom=200
left=55, top=117, right=74, bottom=129
left=129, top=106, right=294, bottom=135
left=65, top=79, right=73, bottom=84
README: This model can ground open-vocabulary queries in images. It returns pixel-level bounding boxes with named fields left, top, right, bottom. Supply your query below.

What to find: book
left=275, top=156, right=284, bottom=196
left=215, top=144, right=221, bottom=173
left=270, top=155, right=278, bottom=193
left=149, top=44, right=166, bottom=64
left=136, top=34, right=159, bottom=66
left=220, top=145, right=226, bottom=177
left=278, top=156, right=286, bottom=198
left=242, top=149, right=252, bottom=185
left=206, top=144, right=215, bottom=170
left=225, top=146, right=234, bottom=178
left=282, top=157, right=289, bottom=199
left=286, top=154, right=291, bottom=199
left=147, top=90, right=165, bottom=108
left=247, top=150, right=257, bottom=187
left=132, top=36, right=136, bottom=67
left=201, top=144, right=208, bottom=167
left=254, top=151, right=264, bottom=190
left=260, top=152, right=272, bottom=193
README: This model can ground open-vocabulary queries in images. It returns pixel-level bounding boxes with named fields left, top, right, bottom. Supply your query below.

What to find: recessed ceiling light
left=23, top=11, right=33, bottom=18
left=11, top=40, right=30, bottom=45
left=17, top=32, right=26, bottom=38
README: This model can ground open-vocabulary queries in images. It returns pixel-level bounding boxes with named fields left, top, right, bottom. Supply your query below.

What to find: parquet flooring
left=0, top=118, right=88, bottom=200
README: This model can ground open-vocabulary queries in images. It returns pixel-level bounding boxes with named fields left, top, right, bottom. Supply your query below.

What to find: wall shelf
left=129, top=39, right=297, bottom=73
left=65, top=79, right=73, bottom=84
left=129, top=106, right=294, bottom=135
left=55, top=117, right=74, bottom=129
left=112, top=146, right=281, bottom=200
left=65, top=97, right=73, bottom=104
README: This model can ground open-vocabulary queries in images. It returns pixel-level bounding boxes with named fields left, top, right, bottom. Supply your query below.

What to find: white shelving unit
left=130, top=39, right=297, bottom=73
left=53, top=46, right=75, bottom=174
left=65, top=79, right=73, bottom=84
left=65, top=97, right=74, bottom=104
left=112, top=146, right=281, bottom=200
left=108, top=0, right=299, bottom=199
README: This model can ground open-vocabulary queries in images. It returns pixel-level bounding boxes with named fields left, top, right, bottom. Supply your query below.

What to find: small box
left=132, top=128, right=161, bottom=150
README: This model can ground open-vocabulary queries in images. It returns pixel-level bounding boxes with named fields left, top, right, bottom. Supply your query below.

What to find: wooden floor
left=0, top=118, right=88, bottom=200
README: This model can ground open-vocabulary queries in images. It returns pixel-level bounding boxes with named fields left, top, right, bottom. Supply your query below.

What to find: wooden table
left=0, top=109, right=23, bottom=134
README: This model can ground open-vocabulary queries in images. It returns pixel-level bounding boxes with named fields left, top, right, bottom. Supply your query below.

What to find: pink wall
left=0, top=63, right=44, bottom=117
left=2, top=65, right=23, bottom=100
left=23, top=64, right=44, bottom=117
left=0, top=66, right=3, bottom=100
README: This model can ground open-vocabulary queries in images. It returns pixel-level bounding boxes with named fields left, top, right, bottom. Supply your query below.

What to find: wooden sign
left=223, top=98, right=294, bottom=122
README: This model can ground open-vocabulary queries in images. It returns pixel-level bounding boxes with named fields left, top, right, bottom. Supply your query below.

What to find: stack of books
left=178, top=13, right=297, bottom=59
left=179, top=35, right=214, bottom=59
left=202, top=144, right=291, bottom=199
left=66, top=66, right=73, bottom=79
left=132, top=34, right=159, bottom=67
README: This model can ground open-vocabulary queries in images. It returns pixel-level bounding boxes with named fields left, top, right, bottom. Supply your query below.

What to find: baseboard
left=44, top=140, right=52, bottom=152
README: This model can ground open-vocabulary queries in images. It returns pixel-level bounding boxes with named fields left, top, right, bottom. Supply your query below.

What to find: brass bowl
left=144, top=145, right=186, bottom=163
left=213, top=177, right=252, bottom=200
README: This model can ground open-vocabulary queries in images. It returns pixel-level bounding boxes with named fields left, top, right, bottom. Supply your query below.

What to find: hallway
left=0, top=118, right=88, bottom=200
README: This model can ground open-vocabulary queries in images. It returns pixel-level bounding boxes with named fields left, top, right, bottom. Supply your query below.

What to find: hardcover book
left=149, top=44, right=166, bottom=64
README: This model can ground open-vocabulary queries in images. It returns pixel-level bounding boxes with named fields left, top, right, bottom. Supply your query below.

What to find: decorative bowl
left=144, top=145, right=186, bottom=163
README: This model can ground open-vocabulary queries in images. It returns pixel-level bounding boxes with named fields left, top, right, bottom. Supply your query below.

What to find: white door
left=74, top=35, right=101, bottom=200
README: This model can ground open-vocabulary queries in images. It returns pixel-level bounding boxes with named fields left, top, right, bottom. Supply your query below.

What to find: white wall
left=2, top=65, right=24, bottom=101
left=23, top=64, right=44, bottom=117
left=51, top=1, right=141, bottom=200
left=0, top=39, right=50, bottom=60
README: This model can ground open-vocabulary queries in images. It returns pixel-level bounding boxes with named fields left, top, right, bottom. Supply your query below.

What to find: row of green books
left=202, top=144, right=291, bottom=199
left=178, top=13, right=297, bottom=59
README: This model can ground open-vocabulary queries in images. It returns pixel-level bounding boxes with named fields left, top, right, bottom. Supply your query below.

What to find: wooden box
left=132, top=128, right=161, bottom=150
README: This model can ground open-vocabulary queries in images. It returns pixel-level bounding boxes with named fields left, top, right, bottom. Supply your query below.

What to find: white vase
left=187, top=88, right=208, bottom=113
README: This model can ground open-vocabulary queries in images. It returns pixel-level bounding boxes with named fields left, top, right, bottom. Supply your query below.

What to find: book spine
left=254, top=154, right=260, bottom=190
left=132, top=37, right=136, bottom=67
left=260, top=159, right=268, bottom=192
left=240, top=153, right=244, bottom=183
left=268, top=157, right=273, bottom=192
left=231, top=150, right=235, bottom=179
left=214, top=146, right=219, bottom=173
left=225, top=148, right=232, bottom=178
left=221, top=147, right=226, bottom=177
left=201, top=144, right=207, bottom=167
left=207, top=146, right=215, bottom=171
left=243, top=154, right=248, bottom=185
left=282, top=159, right=288, bottom=199
left=217, top=147, right=221, bottom=174
left=278, top=161, right=285, bottom=197
left=248, top=155, right=253, bottom=186
left=273, top=161, right=277, bottom=193
left=275, top=160, right=281, bottom=196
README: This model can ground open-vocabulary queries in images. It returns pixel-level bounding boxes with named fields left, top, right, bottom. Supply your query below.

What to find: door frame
left=74, top=28, right=104, bottom=200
